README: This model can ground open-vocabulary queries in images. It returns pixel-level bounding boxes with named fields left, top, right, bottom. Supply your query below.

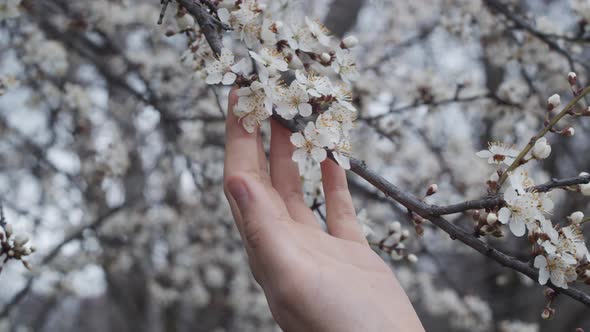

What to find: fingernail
left=228, top=179, right=249, bottom=210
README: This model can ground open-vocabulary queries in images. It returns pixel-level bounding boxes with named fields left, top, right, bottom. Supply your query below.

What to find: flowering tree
left=1, top=0, right=590, bottom=331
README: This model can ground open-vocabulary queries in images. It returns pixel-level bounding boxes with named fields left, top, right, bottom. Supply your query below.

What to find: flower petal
left=222, top=72, right=237, bottom=85
left=298, top=103, right=313, bottom=117
left=498, top=207, right=511, bottom=224
left=509, top=218, right=526, bottom=237
left=290, top=133, right=306, bottom=147
left=311, top=147, right=326, bottom=162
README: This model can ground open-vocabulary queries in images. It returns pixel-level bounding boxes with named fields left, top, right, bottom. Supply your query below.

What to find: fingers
left=224, top=88, right=289, bottom=253
left=225, top=173, right=289, bottom=254
left=224, top=88, right=269, bottom=182
left=270, top=120, right=320, bottom=228
left=321, top=159, right=366, bottom=244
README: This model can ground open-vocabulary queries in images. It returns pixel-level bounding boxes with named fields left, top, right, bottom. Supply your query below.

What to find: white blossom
left=304, top=17, right=331, bottom=47
left=569, top=211, right=584, bottom=225
left=249, top=48, right=288, bottom=72
left=205, top=48, right=246, bottom=85
left=476, top=142, right=519, bottom=166
left=218, top=2, right=261, bottom=47
left=332, top=49, right=359, bottom=83
left=275, top=80, right=313, bottom=119
left=533, top=254, right=577, bottom=289
left=498, top=172, right=553, bottom=237
left=234, top=72, right=277, bottom=133
left=290, top=122, right=333, bottom=172
left=531, top=137, right=551, bottom=160
left=295, top=70, right=333, bottom=97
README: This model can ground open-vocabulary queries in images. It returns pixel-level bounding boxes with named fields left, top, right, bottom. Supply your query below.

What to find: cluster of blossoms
left=476, top=74, right=590, bottom=289
left=366, top=216, right=418, bottom=263
left=187, top=0, right=359, bottom=173
left=0, top=222, right=35, bottom=273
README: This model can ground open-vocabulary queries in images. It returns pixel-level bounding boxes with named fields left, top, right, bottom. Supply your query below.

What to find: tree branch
left=183, top=0, right=590, bottom=307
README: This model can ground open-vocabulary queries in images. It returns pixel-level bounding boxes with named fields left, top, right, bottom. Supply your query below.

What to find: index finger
left=223, top=88, right=264, bottom=179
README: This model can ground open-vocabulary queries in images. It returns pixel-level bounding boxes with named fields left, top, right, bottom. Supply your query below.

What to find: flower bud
left=426, top=183, right=438, bottom=196
left=390, top=250, right=403, bottom=261
left=342, top=35, right=359, bottom=48
left=568, top=72, right=577, bottom=85
left=14, top=234, right=29, bottom=247
left=472, top=210, right=481, bottom=221
left=274, top=21, right=284, bottom=30
left=320, top=52, right=331, bottom=63
left=569, top=211, right=584, bottom=224
left=407, top=254, right=418, bottom=263
left=562, top=127, right=575, bottom=137
left=486, top=213, right=498, bottom=225
left=543, top=288, right=556, bottom=299
left=7, top=250, right=14, bottom=257
left=532, top=137, right=551, bottom=159
left=401, top=229, right=410, bottom=239
left=541, top=307, right=555, bottom=320
left=580, top=182, right=590, bottom=196
left=414, top=224, right=424, bottom=236
left=388, top=221, right=402, bottom=233
left=547, top=94, right=561, bottom=110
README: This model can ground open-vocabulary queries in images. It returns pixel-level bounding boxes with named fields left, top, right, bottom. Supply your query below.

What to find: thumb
left=225, top=174, right=287, bottom=250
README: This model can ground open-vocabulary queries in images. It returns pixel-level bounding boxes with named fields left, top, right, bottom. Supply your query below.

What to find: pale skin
left=223, top=88, right=425, bottom=332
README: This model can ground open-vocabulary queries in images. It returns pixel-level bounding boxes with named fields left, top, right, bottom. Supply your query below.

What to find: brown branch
left=184, top=1, right=590, bottom=307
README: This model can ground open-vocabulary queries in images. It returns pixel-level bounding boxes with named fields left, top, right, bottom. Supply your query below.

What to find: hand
left=223, top=89, right=424, bottom=332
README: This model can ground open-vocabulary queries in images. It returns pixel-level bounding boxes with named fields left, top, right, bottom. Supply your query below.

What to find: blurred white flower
left=64, top=83, right=92, bottom=112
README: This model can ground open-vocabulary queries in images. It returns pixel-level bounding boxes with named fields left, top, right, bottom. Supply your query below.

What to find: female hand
left=223, top=89, right=424, bottom=332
